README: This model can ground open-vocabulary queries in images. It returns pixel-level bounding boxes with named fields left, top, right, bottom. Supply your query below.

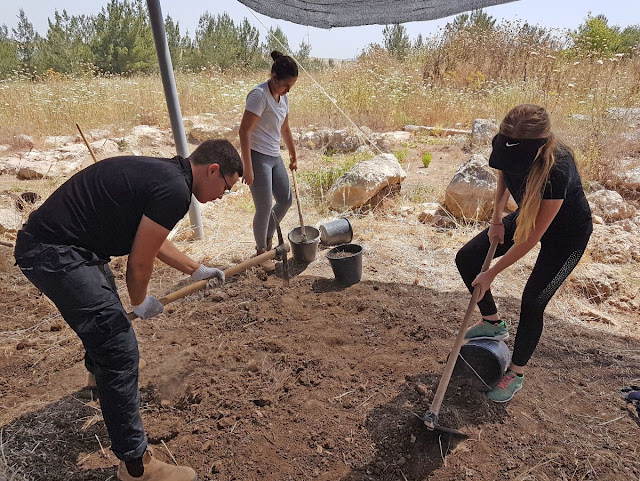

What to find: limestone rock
left=471, top=119, right=498, bottom=143
left=12, top=134, right=34, bottom=150
left=328, top=153, right=406, bottom=210
left=589, top=224, right=640, bottom=264
left=570, top=263, right=622, bottom=304
left=0, top=208, right=22, bottom=233
left=587, top=189, right=637, bottom=222
left=444, top=154, right=497, bottom=221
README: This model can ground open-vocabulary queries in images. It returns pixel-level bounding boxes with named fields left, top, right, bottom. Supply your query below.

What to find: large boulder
left=328, top=153, right=406, bottom=210
left=444, top=154, right=497, bottom=221
left=604, top=160, right=640, bottom=192
left=0, top=207, right=22, bottom=233
left=589, top=224, right=640, bottom=264
left=472, top=119, right=498, bottom=144
left=183, top=115, right=233, bottom=143
left=300, top=128, right=362, bottom=153
left=587, top=189, right=637, bottom=222
left=569, top=263, right=622, bottom=304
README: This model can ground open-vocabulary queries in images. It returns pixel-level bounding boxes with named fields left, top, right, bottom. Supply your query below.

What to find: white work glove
left=131, top=295, right=164, bottom=319
left=191, top=264, right=225, bottom=286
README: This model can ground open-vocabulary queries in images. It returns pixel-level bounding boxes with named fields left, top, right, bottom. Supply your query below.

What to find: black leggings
left=455, top=212, right=592, bottom=367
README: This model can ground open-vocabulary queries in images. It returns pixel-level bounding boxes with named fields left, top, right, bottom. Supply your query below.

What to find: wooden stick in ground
left=0, top=240, right=14, bottom=248
left=427, top=237, right=500, bottom=418
left=291, top=169, right=306, bottom=241
left=75, top=123, right=99, bottom=163
left=127, top=247, right=286, bottom=320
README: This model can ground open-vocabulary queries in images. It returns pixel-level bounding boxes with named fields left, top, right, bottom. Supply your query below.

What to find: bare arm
left=473, top=199, right=564, bottom=299
left=281, top=114, right=297, bottom=170
left=491, top=172, right=510, bottom=223
left=155, top=239, right=200, bottom=275
left=239, top=110, right=260, bottom=185
left=488, top=172, right=511, bottom=244
left=126, top=215, right=170, bottom=306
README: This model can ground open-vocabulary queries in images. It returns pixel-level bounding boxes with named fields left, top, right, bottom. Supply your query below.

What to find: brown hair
left=500, top=104, right=572, bottom=243
left=270, top=50, right=298, bottom=79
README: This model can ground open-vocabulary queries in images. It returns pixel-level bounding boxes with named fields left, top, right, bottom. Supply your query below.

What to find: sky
left=0, top=0, right=638, bottom=59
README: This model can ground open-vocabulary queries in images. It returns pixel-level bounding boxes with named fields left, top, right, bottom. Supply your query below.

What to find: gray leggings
left=249, top=149, right=292, bottom=251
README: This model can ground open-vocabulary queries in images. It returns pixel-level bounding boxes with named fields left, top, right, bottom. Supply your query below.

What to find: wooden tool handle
left=291, top=170, right=306, bottom=239
left=128, top=249, right=280, bottom=320
left=428, top=237, right=500, bottom=415
left=75, top=123, right=99, bottom=163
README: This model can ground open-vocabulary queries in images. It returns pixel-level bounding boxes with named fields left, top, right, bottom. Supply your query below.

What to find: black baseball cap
left=489, top=133, right=548, bottom=175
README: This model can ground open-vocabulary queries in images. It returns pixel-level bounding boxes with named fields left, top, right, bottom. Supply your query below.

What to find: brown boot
left=117, top=447, right=196, bottom=481
left=87, top=358, right=148, bottom=388
left=256, top=249, right=276, bottom=273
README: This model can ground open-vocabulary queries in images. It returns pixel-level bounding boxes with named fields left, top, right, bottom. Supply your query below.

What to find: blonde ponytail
left=514, top=135, right=556, bottom=244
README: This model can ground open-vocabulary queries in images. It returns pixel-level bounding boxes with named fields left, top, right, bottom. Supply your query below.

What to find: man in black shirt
left=14, top=139, right=242, bottom=481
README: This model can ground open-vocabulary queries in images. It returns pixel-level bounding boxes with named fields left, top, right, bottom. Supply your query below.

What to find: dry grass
left=1, top=30, right=638, bottom=185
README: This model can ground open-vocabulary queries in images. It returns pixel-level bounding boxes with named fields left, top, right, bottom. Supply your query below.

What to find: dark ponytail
left=270, top=50, right=298, bottom=79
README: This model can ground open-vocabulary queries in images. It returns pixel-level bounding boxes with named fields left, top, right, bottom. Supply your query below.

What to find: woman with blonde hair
left=456, top=104, right=593, bottom=402
left=239, top=50, right=298, bottom=271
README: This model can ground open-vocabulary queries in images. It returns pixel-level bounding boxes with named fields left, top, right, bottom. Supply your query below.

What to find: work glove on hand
left=132, top=295, right=164, bottom=319
left=191, top=264, right=226, bottom=287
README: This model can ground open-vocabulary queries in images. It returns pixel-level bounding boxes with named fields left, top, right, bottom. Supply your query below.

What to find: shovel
left=422, top=237, right=500, bottom=436
left=291, top=169, right=307, bottom=242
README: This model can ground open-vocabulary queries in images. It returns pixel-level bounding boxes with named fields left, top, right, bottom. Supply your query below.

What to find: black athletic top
left=499, top=148, right=592, bottom=236
left=23, top=155, right=193, bottom=258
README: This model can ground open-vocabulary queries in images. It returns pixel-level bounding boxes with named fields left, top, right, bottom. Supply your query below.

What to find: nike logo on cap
left=505, top=142, right=520, bottom=147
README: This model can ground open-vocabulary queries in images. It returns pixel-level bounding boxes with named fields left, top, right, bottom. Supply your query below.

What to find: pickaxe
left=128, top=210, right=290, bottom=320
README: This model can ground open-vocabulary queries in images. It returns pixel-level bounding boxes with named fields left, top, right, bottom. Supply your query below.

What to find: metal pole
left=147, top=0, right=204, bottom=240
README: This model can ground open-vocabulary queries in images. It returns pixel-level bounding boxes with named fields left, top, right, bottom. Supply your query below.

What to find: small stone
left=201, top=440, right=213, bottom=452
left=397, top=456, right=406, bottom=466
left=316, top=445, right=323, bottom=454
left=323, top=438, right=336, bottom=450
left=211, top=460, right=223, bottom=474
left=415, top=383, right=429, bottom=396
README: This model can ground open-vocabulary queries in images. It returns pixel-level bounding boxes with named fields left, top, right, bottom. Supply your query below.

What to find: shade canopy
left=236, top=0, right=519, bottom=29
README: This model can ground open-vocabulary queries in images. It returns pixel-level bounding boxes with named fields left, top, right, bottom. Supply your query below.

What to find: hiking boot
left=464, top=319, right=509, bottom=342
left=87, top=358, right=148, bottom=388
left=260, top=259, right=277, bottom=273
left=488, top=370, right=523, bottom=403
left=117, top=447, right=197, bottom=481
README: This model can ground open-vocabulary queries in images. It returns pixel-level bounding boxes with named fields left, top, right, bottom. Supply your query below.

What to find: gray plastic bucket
left=453, top=339, right=511, bottom=390
left=288, top=226, right=320, bottom=263
left=319, top=218, right=353, bottom=246
left=326, top=243, right=363, bottom=285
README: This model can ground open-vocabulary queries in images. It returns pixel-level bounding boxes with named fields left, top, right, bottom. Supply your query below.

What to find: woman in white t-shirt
left=239, top=50, right=298, bottom=272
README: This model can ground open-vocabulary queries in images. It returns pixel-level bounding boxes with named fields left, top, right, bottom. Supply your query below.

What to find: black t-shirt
left=24, top=155, right=193, bottom=258
left=501, top=148, right=592, bottom=236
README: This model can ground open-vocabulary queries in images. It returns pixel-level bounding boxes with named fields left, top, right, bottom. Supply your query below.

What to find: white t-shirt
left=244, top=81, right=289, bottom=157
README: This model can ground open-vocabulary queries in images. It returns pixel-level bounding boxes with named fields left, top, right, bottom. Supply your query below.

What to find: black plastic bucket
left=453, top=339, right=511, bottom=390
left=326, top=243, right=363, bottom=285
left=319, top=218, right=353, bottom=246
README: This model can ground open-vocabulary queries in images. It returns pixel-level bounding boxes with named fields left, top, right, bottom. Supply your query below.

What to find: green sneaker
left=488, top=370, right=523, bottom=403
left=464, top=319, right=509, bottom=342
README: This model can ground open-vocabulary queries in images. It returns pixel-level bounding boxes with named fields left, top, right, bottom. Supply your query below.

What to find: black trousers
left=14, top=230, right=147, bottom=461
left=455, top=212, right=592, bottom=366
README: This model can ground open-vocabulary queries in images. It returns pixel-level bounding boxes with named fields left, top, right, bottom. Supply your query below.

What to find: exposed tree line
left=380, top=10, right=640, bottom=62
left=0, top=0, right=316, bottom=79
left=2, top=1, right=639, bottom=80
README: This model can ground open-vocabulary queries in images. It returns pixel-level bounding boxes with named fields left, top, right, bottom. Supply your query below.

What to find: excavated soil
left=1, top=142, right=639, bottom=481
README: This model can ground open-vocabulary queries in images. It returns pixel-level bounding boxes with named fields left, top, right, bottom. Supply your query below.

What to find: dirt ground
left=1, top=140, right=639, bottom=481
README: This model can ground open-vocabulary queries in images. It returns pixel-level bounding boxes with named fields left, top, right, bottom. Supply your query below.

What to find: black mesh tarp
left=236, top=0, right=518, bottom=28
